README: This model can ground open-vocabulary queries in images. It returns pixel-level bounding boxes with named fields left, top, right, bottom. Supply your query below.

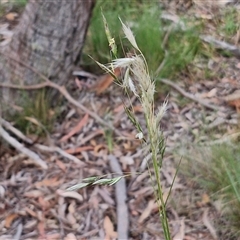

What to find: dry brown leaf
left=90, top=67, right=121, bottom=95
left=4, top=213, right=18, bottom=228
left=196, top=193, right=211, bottom=207
left=202, top=208, right=218, bottom=239
left=46, top=233, right=61, bottom=240
left=67, top=212, right=77, bottom=225
left=103, top=216, right=117, bottom=240
left=37, top=221, right=46, bottom=239
left=35, top=177, right=62, bottom=188
left=64, top=233, right=77, bottom=240
left=55, top=159, right=67, bottom=172
left=60, top=113, right=89, bottom=142
left=228, top=99, right=240, bottom=113
left=138, top=199, right=156, bottom=223
left=38, top=196, right=50, bottom=210
left=114, top=104, right=124, bottom=113
left=56, top=189, right=83, bottom=202
left=25, top=207, right=37, bottom=218
left=173, top=218, right=185, bottom=240
left=202, top=193, right=210, bottom=204
left=24, top=190, right=44, bottom=198
left=199, top=88, right=217, bottom=98
left=119, top=156, right=134, bottom=170
left=65, top=146, right=93, bottom=154
left=94, top=144, right=107, bottom=153
left=5, top=12, right=18, bottom=21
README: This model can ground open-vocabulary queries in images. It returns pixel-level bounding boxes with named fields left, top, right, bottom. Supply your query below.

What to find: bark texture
left=0, top=0, right=95, bottom=104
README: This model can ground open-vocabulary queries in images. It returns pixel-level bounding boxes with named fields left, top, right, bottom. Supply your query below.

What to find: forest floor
left=1, top=1, right=240, bottom=240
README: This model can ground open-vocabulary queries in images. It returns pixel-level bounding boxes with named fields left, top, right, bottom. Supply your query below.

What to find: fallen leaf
left=202, top=193, right=210, bottom=205
left=38, top=196, right=50, bottom=210
left=173, top=218, right=185, bottom=240
left=64, top=233, right=77, bottom=240
left=65, top=146, right=93, bottom=154
left=4, top=213, right=18, bottom=228
left=24, top=190, right=44, bottom=198
left=38, top=221, right=46, bottom=239
left=60, top=114, right=89, bottom=142
left=202, top=208, right=218, bottom=239
left=55, top=159, right=67, bottom=172
left=90, top=67, right=121, bottom=95
left=94, top=144, right=106, bottom=153
left=46, top=233, right=61, bottom=240
left=35, top=177, right=62, bottom=188
left=5, top=12, right=18, bottom=21
left=119, top=156, right=134, bottom=170
left=114, top=104, right=124, bottom=113
left=203, top=88, right=217, bottom=98
left=56, top=189, right=83, bottom=202
left=138, top=200, right=156, bottom=223
left=25, top=207, right=37, bottom=218
left=103, top=216, right=117, bottom=240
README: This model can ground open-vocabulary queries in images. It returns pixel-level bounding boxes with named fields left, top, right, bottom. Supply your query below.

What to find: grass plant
left=0, top=0, right=27, bottom=16
left=218, top=7, right=240, bottom=38
left=82, top=1, right=202, bottom=81
left=182, top=143, right=240, bottom=238
left=70, top=17, right=173, bottom=239
left=12, top=89, right=56, bottom=137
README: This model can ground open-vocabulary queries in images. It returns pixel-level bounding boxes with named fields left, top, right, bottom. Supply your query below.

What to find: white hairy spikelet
left=128, top=76, right=138, bottom=97
left=119, top=18, right=140, bottom=51
left=112, top=58, right=135, bottom=68
left=156, top=100, right=168, bottom=125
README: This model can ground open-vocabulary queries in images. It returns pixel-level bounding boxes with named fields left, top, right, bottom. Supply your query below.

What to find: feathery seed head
left=112, top=58, right=135, bottom=68
left=119, top=18, right=140, bottom=51
left=156, top=100, right=168, bottom=125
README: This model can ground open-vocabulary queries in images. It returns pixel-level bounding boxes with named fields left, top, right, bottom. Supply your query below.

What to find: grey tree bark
left=0, top=0, right=95, bottom=108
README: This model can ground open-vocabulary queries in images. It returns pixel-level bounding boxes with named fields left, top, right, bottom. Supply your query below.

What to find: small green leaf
left=109, top=176, right=123, bottom=186
left=67, top=182, right=91, bottom=191
left=93, top=178, right=113, bottom=185
left=82, top=176, right=99, bottom=183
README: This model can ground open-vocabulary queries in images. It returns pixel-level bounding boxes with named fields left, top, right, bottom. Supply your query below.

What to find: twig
left=13, top=223, right=23, bottom=240
left=0, top=53, right=123, bottom=137
left=0, top=117, right=33, bottom=144
left=160, top=78, right=221, bottom=111
left=108, top=155, right=129, bottom=240
left=0, top=117, right=85, bottom=166
left=0, top=125, right=48, bottom=169
left=35, top=144, right=85, bottom=166
left=200, top=35, right=240, bottom=58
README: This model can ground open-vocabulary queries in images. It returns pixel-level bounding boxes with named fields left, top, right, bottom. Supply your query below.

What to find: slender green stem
left=146, top=116, right=171, bottom=240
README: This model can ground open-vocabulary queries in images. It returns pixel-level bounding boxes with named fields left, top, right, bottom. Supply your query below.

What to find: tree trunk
left=0, top=0, right=95, bottom=108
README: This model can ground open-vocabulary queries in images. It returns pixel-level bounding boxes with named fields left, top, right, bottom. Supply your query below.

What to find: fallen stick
left=0, top=117, right=85, bottom=166
left=160, top=78, right=221, bottom=111
left=0, top=55, right=123, bottom=137
left=200, top=35, right=240, bottom=58
left=108, top=155, right=129, bottom=240
left=0, top=125, right=48, bottom=169
left=35, top=144, right=85, bottom=166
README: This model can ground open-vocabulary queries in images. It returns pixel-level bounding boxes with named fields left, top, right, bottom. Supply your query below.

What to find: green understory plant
left=182, top=143, right=240, bottom=238
left=12, top=89, right=56, bottom=136
left=82, top=1, right=202, bottom=81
